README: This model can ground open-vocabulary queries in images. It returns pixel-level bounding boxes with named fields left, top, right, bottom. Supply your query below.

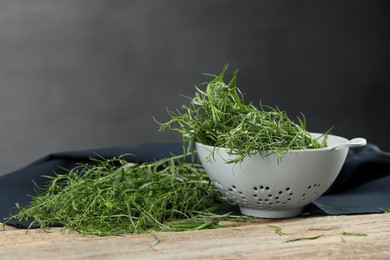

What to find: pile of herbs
left=159, top=65, right=328, bottom=163
left=5, top=155, right=240, bottom=236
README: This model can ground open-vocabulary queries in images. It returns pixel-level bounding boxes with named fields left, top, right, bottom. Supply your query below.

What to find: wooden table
left=1, top=213, right=389, bottom=259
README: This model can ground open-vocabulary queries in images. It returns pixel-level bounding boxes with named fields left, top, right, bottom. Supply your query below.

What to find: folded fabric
left=1, top=143, right=389, bottom=228
left=314, top=144, right=390, bottom=214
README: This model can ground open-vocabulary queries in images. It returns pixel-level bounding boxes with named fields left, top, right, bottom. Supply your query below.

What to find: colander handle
left=326, top=137, right=367, bottom=151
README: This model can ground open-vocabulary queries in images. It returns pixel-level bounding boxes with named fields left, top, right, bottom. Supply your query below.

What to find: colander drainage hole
left=213, top=181, right=224, bottom=192
left=226, top=185, right=247, bottom=206
left=258, top=185, right=270, bottom=191
left=251, top=185, right=297, bottom=209
left=308, top=184, right=320, bottom=190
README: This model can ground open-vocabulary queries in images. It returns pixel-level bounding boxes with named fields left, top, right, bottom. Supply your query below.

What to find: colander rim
left=195, top=132, right=349, bottom=154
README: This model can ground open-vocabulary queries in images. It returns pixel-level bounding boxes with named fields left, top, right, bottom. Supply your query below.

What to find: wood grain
left=1, top=213, right=390, bottom=259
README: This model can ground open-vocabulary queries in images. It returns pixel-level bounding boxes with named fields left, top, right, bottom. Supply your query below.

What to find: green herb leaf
left=308, top=226, right=340, bottom=231
left=268, top=224, right=289, bottom=236
left=285, top=235, right=324, bottom=243
left=150, top=233, right=160, bottom=247
left=342, top=232, right=368, bottom=237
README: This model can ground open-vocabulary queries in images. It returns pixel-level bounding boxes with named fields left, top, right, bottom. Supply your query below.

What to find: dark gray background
left=1, top=0, right=389, bottom=175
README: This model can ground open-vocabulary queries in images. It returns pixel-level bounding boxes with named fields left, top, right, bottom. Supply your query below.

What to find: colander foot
left=240, top=207, right=303, bottom=218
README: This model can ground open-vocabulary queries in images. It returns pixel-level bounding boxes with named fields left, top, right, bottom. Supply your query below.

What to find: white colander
left=196, top=133, right=366, bottom=218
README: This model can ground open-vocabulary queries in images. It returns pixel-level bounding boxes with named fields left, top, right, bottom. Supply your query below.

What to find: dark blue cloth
left=314, top=144, right=390, bottom=214
left=1, top=143, right=389, bottom=227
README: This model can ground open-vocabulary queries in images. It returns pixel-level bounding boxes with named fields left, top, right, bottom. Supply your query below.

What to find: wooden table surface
left=1, top=213, right=390, bottom=259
